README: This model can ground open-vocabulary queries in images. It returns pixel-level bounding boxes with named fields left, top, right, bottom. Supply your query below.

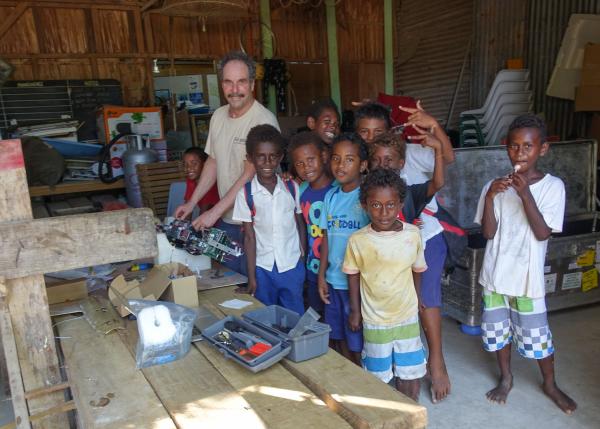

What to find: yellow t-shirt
left=204, top=100, right=279, bottom=223
left=343, top=223, right=427, bottom=325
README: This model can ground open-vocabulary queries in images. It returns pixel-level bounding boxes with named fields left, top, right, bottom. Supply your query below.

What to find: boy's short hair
left=369, top=132, right=406, bottom=161
left=354, top=102, right=392, bottom=130
left=183, top=146, right=208, bottom=161
left=332, top=132, right=369, bottom=161
left=360, top=168, right=407, bottom=205
left=246, top=124, right=285, bottom=156
left=307, top=98, right=340, bottom=121
left=287, top=131, right=325, bottom=159
left=217, top=51, right=256, bottom=81
left=508, top=114, right=547, bottom=143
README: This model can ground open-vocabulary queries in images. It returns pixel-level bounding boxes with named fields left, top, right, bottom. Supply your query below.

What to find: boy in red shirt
left=183, top=147, right=219, bottom=215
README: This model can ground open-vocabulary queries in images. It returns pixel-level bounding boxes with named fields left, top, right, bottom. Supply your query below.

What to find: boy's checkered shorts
left=481, top=288, right=554, bottom=360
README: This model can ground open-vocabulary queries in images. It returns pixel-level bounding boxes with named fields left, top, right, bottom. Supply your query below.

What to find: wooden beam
left=0, top=139, right=68, bottom=428
left=28, top=179, right=125, bottom=198
left=141, top=0, right=160, bottom=12
left=0, top=208, right=157, bottom=280
left=0, top=279, right=31, bottom=429
left=0, top=3, right=28, bottom=41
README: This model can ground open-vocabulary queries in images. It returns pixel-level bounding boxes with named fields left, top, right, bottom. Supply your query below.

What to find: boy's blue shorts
left=255, top=260, right=305, bottom=316
left=324, top=284, right=363, bottom=353
left=421, top=232, right=447, bottom=308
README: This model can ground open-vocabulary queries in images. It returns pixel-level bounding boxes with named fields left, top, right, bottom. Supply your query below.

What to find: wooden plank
left=0, top=280, right=31, bottom=429
left=117, top=321, right=267, bottom=428
left=0, top=2, right=28, bottom=40
left=0, top=401, right=77, bottom=429
left=0, top=208, right=157, bottom=280
left=198, top=287, right=428, bottom=429
left=0, top=139, right=69, bottom=429
left=28, top=179, right=125, bottom=197
left=56, top=316, right=176, bottom=429
left=195, top=290, right=351, bottom=429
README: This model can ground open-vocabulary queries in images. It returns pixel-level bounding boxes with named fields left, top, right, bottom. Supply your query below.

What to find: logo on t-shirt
left=302, top=200, right=325, bottom=274
left=233, top=136, right=246, bottom=146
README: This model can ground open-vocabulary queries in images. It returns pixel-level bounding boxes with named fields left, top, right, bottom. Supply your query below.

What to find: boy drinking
left=288, top=131, right=336, bottom=314
left=318, top=133, right=370, bottom=365
left=233, top=124, right=307, bottom=315
left=343, top=168, right=428, bottom=402
left=182, top=147, right=220, bottom=214
left=356, top=102, right=453, bottom=403
left=474, top=114, right=576, bottom=414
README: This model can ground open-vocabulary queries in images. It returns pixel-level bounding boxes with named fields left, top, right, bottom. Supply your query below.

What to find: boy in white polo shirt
left=233, top=124, right=307, bottom=314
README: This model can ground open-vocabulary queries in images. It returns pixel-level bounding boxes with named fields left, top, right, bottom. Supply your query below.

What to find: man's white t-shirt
left=404, top=144, right=443, bottom=244
left=474, top=174, right=566, bottom=298
left=204, top=100, right=279, bottom=223
left=232, top=176, right=302, bottom=273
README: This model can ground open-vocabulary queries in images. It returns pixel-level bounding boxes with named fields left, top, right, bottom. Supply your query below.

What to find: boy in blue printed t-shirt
left=288, top=131, right=336, bottom=315
left=318, top=133, right=370, bottom=365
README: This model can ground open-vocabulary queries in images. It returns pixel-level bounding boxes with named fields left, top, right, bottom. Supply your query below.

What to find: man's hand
left=399, top=100, right=440, bottom=131
left=318, top=277, right=330, bottom=304
left=191, top=208, right=220, bottom=230
left=174, top=202, right=194, bottom=220
left=486, top=178, right=511, bottom=200
left=349, top=310, right=362, bottom=332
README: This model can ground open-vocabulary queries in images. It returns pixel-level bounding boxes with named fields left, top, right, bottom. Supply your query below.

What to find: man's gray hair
left=217, top=51, right=256, bottom=81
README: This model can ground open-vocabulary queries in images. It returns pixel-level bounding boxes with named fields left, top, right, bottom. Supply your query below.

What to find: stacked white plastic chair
left=459, top=70, right=532, bottom=146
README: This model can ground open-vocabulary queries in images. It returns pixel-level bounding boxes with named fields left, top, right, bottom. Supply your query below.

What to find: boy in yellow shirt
left=343, top=168, right=427, bottom=401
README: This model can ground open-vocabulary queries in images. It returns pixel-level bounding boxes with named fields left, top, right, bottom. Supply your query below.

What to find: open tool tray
left=243, top=305, right=330, bottom=362
left=201, top=315, right=291, bottom=373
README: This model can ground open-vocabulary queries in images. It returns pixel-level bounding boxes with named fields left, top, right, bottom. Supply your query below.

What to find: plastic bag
left=128, top=299, right=197, bottom=369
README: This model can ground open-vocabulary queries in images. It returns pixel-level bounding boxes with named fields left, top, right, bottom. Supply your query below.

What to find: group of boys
left=176, top=51, right=576, bottom=414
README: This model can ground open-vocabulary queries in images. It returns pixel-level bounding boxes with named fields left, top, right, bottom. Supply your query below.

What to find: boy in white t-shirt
left=474, top=114, right=576, bottom=414
left=233, top=124, right=307, bottom=315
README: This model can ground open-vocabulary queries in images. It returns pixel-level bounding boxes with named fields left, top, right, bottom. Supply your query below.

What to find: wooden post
left=325, top=0, right=341, bottom=109
left=0, top=139, right=157, bottom=427
left=0, top=140, right=67, bottom=428
left=259, top=0, right=276, bottom=114
left=384, top=0, right=394, bottom=94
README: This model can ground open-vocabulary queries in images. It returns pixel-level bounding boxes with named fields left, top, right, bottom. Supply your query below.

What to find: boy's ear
left=539, top=141, right=550, bottom=157
left=398, top=158, right=406, bottom=170
left=307, top=117, right=316, bottom=130
left=359, top=159, right=368, bottom=173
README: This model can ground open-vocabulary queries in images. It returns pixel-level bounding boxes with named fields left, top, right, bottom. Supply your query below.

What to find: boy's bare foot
left=486, top=375, right=513, bottom=404
left=543, top=382, right=577, bottom=415
left=396, top=378, right=420, bottom=402
left=429, top=359, right=451, bottom=403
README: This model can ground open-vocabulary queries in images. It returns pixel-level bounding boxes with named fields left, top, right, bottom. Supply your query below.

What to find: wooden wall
left=0, top=0, right=384, bottom=114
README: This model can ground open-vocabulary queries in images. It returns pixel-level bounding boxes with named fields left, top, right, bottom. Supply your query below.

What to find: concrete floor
left=422, top=304, right=600, bottom=428
left=1, top=304, right=598, bottom=428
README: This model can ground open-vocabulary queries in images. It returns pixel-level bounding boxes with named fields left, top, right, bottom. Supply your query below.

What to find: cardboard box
left=108, top=267, right=171, bottom=317
left=580, top=44, right=600, bottom=86
left=157, top=263, right=199, bottom=308
left=575, top=85, right=600, bottom=111
left=108, top=263, right=198, bottom=317
left=96, top=105, right=164, bottom=176
left=46, top=279, right=88, bottom=305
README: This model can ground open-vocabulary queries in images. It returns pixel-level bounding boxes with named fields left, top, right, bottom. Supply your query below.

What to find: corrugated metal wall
left=396, top=0, right=600, bottom=138
left=470, top=0, right=528, bottom=108
left=528, top=0, right=600, bottom=138
left=394, top=0, right=473, bottom=128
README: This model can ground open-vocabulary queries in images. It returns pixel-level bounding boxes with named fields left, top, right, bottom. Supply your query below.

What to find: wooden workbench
left=56, top=287, right=427, bottom=429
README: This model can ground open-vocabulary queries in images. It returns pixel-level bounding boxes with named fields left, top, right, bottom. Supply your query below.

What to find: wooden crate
left=137, top=161, right=185, bottom=219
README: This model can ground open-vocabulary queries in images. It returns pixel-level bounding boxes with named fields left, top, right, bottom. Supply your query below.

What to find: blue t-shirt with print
left=300, top=180, right=336, bottom=283
left=319, top=186, right=370, bottom=290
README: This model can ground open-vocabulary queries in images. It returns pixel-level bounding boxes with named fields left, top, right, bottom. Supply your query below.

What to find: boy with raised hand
left=474, top=114, right=576, bottom=414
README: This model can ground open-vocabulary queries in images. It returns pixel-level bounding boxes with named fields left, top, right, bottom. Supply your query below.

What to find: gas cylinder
left=122, top=135, right=158, bottom=208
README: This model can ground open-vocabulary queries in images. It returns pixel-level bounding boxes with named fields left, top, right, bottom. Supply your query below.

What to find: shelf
left=29, top=179, right=125, bottom=197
